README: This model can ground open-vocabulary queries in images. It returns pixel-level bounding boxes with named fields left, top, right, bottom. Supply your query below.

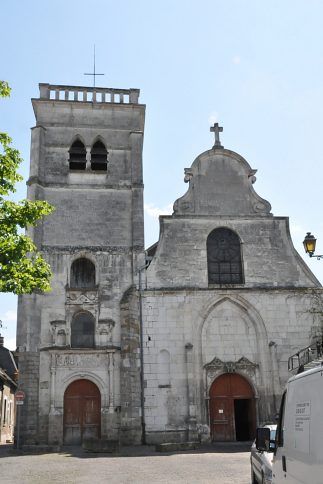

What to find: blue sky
left=1, top=0, right=323, bottom=349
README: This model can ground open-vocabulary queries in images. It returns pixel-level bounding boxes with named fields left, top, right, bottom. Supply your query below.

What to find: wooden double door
left=63, top=379, right=101, bottom=445
left=209, top=373, right=256, bottom=441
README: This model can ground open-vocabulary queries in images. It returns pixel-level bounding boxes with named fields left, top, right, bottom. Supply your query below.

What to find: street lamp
left=303, top=232, right=323, bottom=260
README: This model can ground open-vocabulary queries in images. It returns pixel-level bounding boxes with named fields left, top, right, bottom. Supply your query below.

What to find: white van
left=256, top=364, right=323, bottom=483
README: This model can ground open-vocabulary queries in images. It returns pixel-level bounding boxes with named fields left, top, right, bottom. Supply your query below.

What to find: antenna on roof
left=84, top=45, right=105, bottom=88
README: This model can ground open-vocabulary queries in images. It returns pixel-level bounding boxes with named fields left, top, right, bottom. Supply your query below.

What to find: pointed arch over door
left=209, top=373, right=256, bottom=441
left=63, top=379, right=101, bottom=445
left=207, top=228, right=243, bottom=284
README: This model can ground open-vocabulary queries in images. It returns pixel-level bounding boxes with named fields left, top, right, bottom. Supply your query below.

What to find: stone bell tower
left=16, top=83, right=145, bottom=446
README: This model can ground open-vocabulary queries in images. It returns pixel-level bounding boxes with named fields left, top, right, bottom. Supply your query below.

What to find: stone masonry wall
left=15, top=352, right=40, bottom=445
left=120, top=286, right=142, bottom=444
left=142, top=287, right=322, bottom=443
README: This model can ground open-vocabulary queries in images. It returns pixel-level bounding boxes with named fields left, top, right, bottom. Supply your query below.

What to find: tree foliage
left=0, top=82, right=54, bottom=294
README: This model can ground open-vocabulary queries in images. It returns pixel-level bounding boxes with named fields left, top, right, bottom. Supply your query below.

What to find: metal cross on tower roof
left=210, top=122, right=224, bottom=148
left=84, top=45, right=105, bottom=88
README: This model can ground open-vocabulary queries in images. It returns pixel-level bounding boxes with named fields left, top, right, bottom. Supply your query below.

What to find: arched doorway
left=63, top=379, right=101, bottom=445
left=209, top=373, right=256, bottom=441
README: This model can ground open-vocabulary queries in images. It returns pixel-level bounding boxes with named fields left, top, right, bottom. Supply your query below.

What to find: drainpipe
left=185, top=342, right=197, bottom=442
left=138, top=259, right=150, bottom=445
left=269, top=341, right=280, bottom=416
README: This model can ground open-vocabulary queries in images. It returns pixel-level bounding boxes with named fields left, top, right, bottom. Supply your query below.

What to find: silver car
left=250, top=424, right=277, bottom=484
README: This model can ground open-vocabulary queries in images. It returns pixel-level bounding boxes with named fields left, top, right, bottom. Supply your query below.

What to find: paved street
left=0, top=443, right=251, bottom=484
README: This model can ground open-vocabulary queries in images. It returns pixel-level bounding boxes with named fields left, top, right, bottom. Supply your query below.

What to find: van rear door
left=273, top=368, right=323, bottom=483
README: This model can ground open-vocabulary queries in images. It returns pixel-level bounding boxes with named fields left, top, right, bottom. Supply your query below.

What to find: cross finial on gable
left=210, top=123, right=223, bottom=149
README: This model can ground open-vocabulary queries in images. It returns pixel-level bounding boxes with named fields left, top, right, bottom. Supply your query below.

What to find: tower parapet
left=38, top=83, right=140, bottom=104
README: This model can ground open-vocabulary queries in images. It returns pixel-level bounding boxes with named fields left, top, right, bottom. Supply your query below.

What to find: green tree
left=0, top=81, right=54, bottom=294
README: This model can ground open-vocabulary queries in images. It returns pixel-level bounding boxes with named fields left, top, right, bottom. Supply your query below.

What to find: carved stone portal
left=66, top=290, right=98, bottom=306
left=204, top=356, right=258, bottom=389
left=55, top=352, right=109, bottom=368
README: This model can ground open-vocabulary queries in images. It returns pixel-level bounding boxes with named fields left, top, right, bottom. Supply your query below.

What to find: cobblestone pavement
left=0, top=442, right=252, bottom=484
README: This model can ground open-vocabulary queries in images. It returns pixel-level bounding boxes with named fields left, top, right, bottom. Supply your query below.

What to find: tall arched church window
left=70, top=258, right=96, bottom=288
left=69, top=139, right=86, bottom=170
left=91, top=140, right=108, bottom=171
left=71, top=312, right=95, bottom=348
left=207, top=228, right=243, bottom=284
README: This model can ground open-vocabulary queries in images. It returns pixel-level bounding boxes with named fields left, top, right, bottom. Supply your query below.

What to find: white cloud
left=233, top=55, right=241, bottom=65
left=0, top=310, right=17, bottom=350
left=208, top=112, right=219, bottom=125
left=144, top=203, right=173, bottom=219
left=3, top=337, right=16, bottom=351
left=290, top=223, right=304, bottom=236
left=1, top=310, right=17, bottom=322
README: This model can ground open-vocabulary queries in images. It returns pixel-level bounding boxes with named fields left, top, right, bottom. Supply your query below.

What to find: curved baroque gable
left=173, top=148, right=271, bottom=216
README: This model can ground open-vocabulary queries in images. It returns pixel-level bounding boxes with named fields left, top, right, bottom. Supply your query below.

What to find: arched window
left=71, top=312, right=95, bottom=348
left=69, top=139, right=86, bottom=170
left=207, top=228, right=243, bottom=284
left=91, top=140, right=108, bottom=171
left=70, top=258, right=96, bottom=288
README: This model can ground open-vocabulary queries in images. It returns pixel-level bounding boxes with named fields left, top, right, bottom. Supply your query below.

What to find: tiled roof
left=0, top=345, right=18, bottom=381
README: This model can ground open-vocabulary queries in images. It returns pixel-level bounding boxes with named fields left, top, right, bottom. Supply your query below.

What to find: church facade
left=16, top=83, right=322, bottom=446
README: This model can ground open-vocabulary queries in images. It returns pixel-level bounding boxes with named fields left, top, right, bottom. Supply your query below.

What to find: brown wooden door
left=209, top=373, right=255, bottom=441
left=64, top=379, right=101, bottom=445
left=209, top=397, right=235, bottom=441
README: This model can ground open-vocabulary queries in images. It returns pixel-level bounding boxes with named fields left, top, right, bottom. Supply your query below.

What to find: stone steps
left=155, top=442, right=200, bottom=452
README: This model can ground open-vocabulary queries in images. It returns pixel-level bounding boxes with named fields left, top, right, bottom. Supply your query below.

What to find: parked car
left=251, top=424, right=277, bottom=484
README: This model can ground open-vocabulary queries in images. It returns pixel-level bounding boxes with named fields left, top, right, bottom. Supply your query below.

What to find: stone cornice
left=27, top=176, right=144, bottom=190
left=41, top=245, right=144, bottom=254
left=40, top=346, right=120, bottom=352
left=143, top=286, right=323, bottom=294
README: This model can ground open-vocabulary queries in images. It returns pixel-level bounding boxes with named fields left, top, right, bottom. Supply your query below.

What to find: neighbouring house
left=0, top=336, right=17, bottom=443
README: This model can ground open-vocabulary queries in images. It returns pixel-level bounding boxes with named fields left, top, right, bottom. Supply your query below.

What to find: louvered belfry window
left=69, top=139, right=86, bottom=170
left=70, top=258, right=95, bottom=288
left=207, top=228, right=243, bottom=284
left=91, top=140, right=108, bottom=171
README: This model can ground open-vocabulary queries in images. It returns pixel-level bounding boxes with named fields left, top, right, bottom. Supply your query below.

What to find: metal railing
left=288, top=340, right=323, bottom=372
